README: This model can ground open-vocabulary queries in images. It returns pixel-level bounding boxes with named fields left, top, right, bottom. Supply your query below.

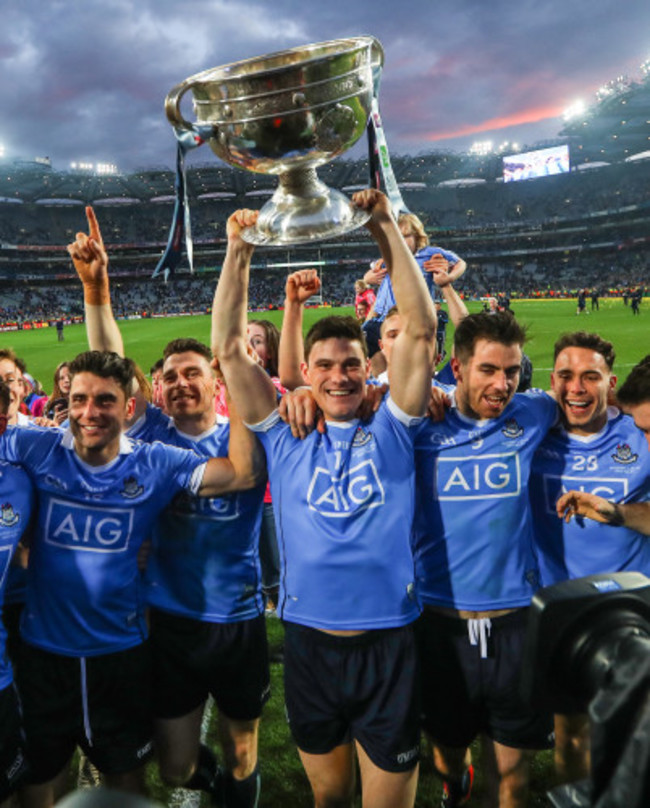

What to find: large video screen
left=503, top=144, right=570, bottom=182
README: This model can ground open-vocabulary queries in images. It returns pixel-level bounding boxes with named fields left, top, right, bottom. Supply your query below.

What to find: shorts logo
left=120, top=476, right=144, bottom=498
left=396, top=745, right=419, bottom=765
left=502, top=418, right=524, bottom=438
left=542, top=475, right=628, bottom=513
left=612, top=444, right=638, bottom=465
left=6, top=748, right=25, bottom=782
left=45, top=498, right=133, bottom=553
left=0, top=503, right=19, bottom=527
left=136, top=740, right=153, bottom=759
left=436, top=452, right=521, bottom=500
left=307, top=460, right=385, bottom=517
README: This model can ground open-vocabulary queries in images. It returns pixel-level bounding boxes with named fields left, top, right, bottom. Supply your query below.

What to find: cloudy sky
left=2, top=0, right=649, bottom=172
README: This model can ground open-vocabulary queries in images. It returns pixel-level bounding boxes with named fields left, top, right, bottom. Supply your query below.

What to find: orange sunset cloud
left=422, top=105, right=565, bottom=143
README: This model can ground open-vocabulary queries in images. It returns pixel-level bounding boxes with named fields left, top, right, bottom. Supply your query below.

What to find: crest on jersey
left=120, top=476, right=144, bottom=499
left=352, top=426, right=373, bottom=447
left=612, top=444, right=638, bottom=465
left=0, top=503, right=19, bottom=527
left=502, top=418, right=524, bottom=439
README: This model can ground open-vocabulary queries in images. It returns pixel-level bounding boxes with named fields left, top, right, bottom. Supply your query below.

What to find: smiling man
left=556, top=353, right=650, bottom=531
left=538, top=341, right=650, bottom=784
left=412, top=311, right=558, bottom=808
left=0, top=350, right=264, bottom=808
left=67, top=206, right=270, bottom=808
left=212, top=189, right=437, bottom=808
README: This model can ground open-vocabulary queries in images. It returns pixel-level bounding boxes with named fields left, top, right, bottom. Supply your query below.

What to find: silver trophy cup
left=165, top=36, right=384, bottom=245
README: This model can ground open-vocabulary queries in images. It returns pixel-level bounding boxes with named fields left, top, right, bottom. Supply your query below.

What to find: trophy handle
left=164, top=78, right=217, bottom=137
left=370, top=37, right=385, bottom=71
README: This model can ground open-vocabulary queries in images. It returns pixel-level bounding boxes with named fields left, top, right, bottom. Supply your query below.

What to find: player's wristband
left=606, top=501, right=625, bottom=527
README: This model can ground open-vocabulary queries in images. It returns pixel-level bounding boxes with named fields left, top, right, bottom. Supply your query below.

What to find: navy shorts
left=0, top=683, right=29, bottom=801
left=2, top=602, right=24, bottom=665
left=416, top=608, right=554, bottom=751
left=283, top=622, right=421, bottom=773
left=150, top=610, right=270, bottom=722
left=17, top=642, right=154, bottom=783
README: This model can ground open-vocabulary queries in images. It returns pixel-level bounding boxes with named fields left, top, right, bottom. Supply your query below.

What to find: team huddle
left=1, top=189, right=649, bottom=808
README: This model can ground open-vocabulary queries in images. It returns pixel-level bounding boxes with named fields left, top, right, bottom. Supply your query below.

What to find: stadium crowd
left=1, top=191, right=650, bottom=808
left=0, top=258, right=647, bottom=330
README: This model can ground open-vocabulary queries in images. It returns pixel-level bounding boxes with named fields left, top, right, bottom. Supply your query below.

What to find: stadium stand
left=1, top=66, right=649, bottom=325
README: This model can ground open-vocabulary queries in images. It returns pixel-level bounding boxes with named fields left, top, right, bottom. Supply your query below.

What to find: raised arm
left=423, top=251, right=467, bottom=285
left=557, top=490, right=650, bottom=536
left=67, top=207, right=124, bottom=356
left=353, top=190, right=437, bottom=416
left=278, top=269, right=321, bottom=390
left=431, top=266, right=469, bottom=327
left=198, top=387, right=267, bottom=497
left=67, top=206, right=148, bottom=419
left=211, top=210, right=278, bottom=424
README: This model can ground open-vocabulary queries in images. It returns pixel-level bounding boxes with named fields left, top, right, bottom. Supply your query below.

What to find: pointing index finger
left=85, top=206, right=103, bottom=245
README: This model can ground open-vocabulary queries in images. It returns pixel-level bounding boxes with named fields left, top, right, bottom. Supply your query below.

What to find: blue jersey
left=251, top=398, right=422, bottom=630
left=0, top=426, right=206, bottom=657
left=0, top=461, right=33, bottom=688
left=413, top=390, right=558, bottom=610
left=373, top=246, right=460, bottom=318
left=136, top=405, right=265, bottom=622
left=4, top=420, right=55, bottom=607
left=530, top=410, right=650, bottom=584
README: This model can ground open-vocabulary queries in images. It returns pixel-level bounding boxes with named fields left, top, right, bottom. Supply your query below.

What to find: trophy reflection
left=165, top=37, right=384, bottom=246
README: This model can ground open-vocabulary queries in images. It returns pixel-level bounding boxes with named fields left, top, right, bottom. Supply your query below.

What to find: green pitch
left=3, top=296, right=648, bottom=805
left=5, top=297, right=647, bottom=391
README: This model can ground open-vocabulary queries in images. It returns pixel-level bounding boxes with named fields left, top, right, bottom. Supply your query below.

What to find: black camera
left=522, top=571, right=650, bottom=808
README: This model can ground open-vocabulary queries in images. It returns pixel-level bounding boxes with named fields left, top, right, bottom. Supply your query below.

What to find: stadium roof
left=2, top=69, right=649, bottom=204
left=560, top=74, right=650, bottom=163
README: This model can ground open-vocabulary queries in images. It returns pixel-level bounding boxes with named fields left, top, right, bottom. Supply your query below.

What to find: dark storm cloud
left=1, top=0, right=649, bottom=170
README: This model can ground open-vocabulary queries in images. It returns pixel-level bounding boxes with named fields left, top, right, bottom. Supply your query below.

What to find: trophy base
left=241, top=169, right=370, bottom=246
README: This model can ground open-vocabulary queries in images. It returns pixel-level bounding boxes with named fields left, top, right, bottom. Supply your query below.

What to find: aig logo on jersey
left=307, top=460, right=385, bottom=518
left=542, top=475, right=627, bottom=513
left=45, top=498, right=133, bottom=553
left=437, top=452, right=521, bottom=500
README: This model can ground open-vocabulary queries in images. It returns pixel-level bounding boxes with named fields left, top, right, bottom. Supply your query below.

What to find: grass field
left=5, top=297, right=648, bottom=806
left=4, top=296, right=648, bottom=392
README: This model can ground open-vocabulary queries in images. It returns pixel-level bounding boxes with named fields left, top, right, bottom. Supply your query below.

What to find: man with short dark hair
left=0, top=349, right=263, bottom=808
left=413, top=311, right=558, bottom=808
left=212, top=189, right=437, bottom=808
left=557, top=353, right=650, bottom=534
left=531, top=332, right=650, bottom=784
left=67, top=209, right=270, bottom=808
